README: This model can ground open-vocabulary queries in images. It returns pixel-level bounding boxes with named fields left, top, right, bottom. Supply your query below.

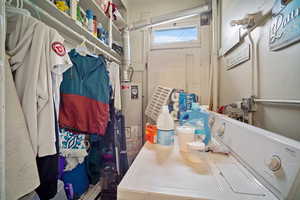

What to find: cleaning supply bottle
left=93, top=15, right=97, bottom=37
left=157, top=106, right=175, bottom=146
left=86, top=9, right=94, bottom=33
left=70, top=0, right=79, bottom=20
left=97, top=23, right=102, bottom=39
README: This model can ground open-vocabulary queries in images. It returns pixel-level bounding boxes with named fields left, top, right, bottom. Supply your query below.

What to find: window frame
left=150, top=23, right=201, bottom=50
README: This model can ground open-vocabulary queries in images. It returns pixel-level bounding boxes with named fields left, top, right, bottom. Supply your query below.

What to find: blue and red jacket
left=59, top=50, right=110, bottom=135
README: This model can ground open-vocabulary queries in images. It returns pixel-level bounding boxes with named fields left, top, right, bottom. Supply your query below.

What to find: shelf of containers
left=24, top=0, right=123, bottom=63
left=79, top=0, right=125, bottom=44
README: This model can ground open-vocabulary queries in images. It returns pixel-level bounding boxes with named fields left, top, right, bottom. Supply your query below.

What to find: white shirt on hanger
left=6, top=14, right=71, bottom=157
left=50, top=30, right=73, bottom=118
left=108, top=62, right=122, bottom=110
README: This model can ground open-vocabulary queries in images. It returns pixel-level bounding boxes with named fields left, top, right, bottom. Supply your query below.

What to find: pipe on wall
left=247, top=29, right=256, bottom=97
left=254, top=99, right=300, bottom=105
left=0, top=0, right=5, bottom=198
left=208, top=0, right=220, bottom=111
left=122, top=28, right=131, bottom=82
left=236, top=10, right=272, bottom=124
left=129, top=5, right=210, bottom=31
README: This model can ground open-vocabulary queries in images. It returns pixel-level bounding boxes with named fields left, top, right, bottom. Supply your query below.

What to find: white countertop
left=117, top=138, right=278, bottom=200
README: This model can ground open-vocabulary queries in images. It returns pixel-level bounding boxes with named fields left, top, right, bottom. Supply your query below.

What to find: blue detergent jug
left=179, top=103, right=211, bottom=145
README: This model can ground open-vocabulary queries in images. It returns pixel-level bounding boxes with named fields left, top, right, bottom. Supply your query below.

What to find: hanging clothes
left=59, top=49, right=110, bottom=135
left=35, top=105, right=60, bottom=200
left=61, top=162, right=90, bottom=199
left=35, top=154, right=59, bottom=199
left=59, top=128, right=88, bottom=171
left=116, top=112, right=129, bottom=177
left=107, top=62, right=122, bottom=111
left=51, top=49, right=73, bottom=118
left=6, top=14, right=71, bottom=157
left=85, top=134, right=104, bottom=185
left=4, top=56, right=40, bottom=200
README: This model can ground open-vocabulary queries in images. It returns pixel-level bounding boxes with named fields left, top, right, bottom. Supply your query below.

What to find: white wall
left=219, top=0, right=300, bottom=141
left=127, top=0, right=208, bottom=71
left=127, top=0, right=209, bottom=127
left=147, top=20, right=211, bottom=104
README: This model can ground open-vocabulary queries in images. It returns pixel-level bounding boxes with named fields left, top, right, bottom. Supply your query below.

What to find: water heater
left=121, top=83, right=143, bottom=165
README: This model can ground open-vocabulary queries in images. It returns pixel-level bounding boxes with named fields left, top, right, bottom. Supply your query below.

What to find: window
left=152, top=26, right=198, bottom=44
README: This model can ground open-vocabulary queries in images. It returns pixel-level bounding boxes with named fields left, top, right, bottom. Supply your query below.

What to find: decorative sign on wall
left=270, top=0, right=300, bottom=50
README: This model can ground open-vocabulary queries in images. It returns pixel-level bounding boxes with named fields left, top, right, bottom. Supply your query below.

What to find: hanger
left=6, top=0, right=31, bottom=17
left=75, top=38, right=98, bottom=58
left=76, top=38, right=89, bottom=56
left=99, top=53, right=112, bottom=63
left=90, top=46, right=98, bottom=58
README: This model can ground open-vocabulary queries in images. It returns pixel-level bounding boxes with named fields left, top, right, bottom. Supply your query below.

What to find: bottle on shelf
left=86, top=9, right=94, bottom=33
left=97, top=23, right=102, bottom=39
left=70, top=0, right=79, bottom=20
left=76, top=6, right=84, bottom=26
left=93, top=15, right=97, bottom=37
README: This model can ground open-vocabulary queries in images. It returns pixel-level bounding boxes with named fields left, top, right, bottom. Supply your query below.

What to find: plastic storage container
left=176, top=126, right=195, bottom=152
left=157, top=106, right=175, bottom=146
left=187, top=142, right=207, bottom=163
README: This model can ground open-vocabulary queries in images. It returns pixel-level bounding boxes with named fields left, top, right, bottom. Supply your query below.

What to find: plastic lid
left=187, top=142, right=205, bottom=151
left=86, top=9, right=93, bottom=18
left=176, top=126, right=195, bottom=134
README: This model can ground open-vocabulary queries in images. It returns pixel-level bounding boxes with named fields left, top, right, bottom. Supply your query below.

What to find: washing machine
left=117, top=112, right=300, bottom=200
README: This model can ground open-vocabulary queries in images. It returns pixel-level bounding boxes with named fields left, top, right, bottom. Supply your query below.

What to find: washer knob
left=267, top=155, right=281, bottom=172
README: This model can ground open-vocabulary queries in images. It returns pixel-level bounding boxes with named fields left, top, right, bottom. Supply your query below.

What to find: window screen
left=153, top=26, right=198, bottom=44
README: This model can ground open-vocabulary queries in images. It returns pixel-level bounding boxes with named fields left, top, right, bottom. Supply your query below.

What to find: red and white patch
left=52, top=42, right=66, bottom=56
left=121, top=85, right=130, bottom=90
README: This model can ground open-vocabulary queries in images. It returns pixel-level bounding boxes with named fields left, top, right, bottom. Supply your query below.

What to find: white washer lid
left=118, top=138, right=277, bottom=200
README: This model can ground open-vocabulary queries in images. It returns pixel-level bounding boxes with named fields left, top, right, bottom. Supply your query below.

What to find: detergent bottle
left=180, top=103, right=211, bottom=145
left=157, top=106, right=175, bottom=146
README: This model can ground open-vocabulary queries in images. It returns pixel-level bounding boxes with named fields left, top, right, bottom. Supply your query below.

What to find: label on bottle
left=157, top=130, right=174, bottom=146
left=88, top=19, right=94, bottom=33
